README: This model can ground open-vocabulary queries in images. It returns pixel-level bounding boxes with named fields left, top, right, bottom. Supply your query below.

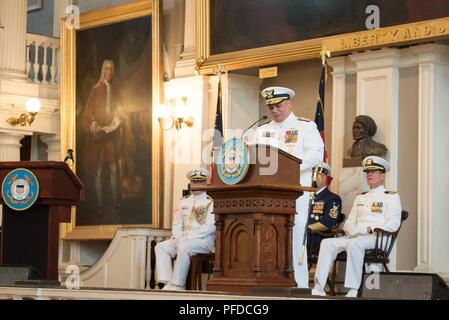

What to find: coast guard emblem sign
left=217, top=138, right=250, bottom=185
left=1, top=168, right=40, bottom=211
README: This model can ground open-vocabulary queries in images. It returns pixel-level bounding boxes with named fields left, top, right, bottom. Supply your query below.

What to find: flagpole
left=300, top=49, right=332, bottom=264
left=210, top=65, right=226, bottom=184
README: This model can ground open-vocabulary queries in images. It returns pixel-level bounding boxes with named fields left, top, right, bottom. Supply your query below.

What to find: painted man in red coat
left=81, top=60, right=122, bottom=215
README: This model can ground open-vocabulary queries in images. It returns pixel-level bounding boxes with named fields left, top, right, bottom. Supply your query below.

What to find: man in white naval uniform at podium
left=254, top=87, right=324, bottom=288
left=155, top=168, right=215, bottom=291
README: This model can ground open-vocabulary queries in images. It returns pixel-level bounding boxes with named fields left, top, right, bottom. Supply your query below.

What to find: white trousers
left=293, top=193, right=310, bottom=288
left=314, top=235, right=376, bottom=290
left=155, top=237, right=213, bottom=287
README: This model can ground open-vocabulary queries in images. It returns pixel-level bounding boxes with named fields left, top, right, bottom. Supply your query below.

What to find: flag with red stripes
left=210, top=77, right=223, bottom=184
left=314, top=65, right=327, bottom=162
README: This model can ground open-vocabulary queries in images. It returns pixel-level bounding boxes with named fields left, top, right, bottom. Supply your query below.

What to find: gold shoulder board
left=297, top=117, right=311, bottom=122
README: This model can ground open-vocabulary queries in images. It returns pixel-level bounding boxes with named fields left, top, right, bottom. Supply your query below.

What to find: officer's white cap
left=313, top=162, right=332, bottom=176
left=362, top=156, right=390, bottom=173
left=261, top=87, right=295, bottom=105
left=187, top=168, right=210, bottom=181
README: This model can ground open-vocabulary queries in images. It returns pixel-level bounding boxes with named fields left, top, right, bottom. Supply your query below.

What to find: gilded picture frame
left=196, top=0, right=449, bottom=75
left=61, top=0, right=163, bottom=240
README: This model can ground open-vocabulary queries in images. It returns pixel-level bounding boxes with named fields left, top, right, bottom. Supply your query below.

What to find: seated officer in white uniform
left=155, top=168, right=215, bottom=291
left=311, top=156, right=402, bottom=297
left=255, top=87, right=324, bottom=288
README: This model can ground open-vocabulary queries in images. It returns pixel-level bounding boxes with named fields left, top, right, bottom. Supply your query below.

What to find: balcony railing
left=25, top=33, right=60, bottom=85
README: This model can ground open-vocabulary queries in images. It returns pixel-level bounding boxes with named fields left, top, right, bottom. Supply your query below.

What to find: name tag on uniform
left=284, top=129, right=298, bottom=144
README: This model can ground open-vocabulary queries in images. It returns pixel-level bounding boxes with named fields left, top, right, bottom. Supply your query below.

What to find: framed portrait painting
left=61, top=0, right=163, bottom=239
left=197, top=0, right=449, bottom=74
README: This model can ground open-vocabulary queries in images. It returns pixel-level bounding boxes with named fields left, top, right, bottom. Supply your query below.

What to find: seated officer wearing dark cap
left=307, top=163, right=342, bottom=251
left=312, top=156, right=402, bottom=298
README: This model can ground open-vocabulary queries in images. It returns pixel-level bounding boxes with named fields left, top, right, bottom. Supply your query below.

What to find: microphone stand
left=241, top=116, right=268, bottom=141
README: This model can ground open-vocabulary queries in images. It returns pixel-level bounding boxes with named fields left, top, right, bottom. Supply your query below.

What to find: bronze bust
left=344, top=115, right=388, bottom=167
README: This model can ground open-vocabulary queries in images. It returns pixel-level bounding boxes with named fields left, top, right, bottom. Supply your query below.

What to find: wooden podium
left=194, top=144, right=312, bottom=293
left=0, top=162, right=84, bottom=281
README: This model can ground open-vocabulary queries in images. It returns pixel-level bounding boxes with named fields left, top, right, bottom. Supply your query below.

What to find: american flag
left=314, top=65, right=327, bottom=162
left=210, top=77, right=223, bottom=184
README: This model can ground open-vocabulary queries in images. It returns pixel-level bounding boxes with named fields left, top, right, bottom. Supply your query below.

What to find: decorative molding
left=214, top=198, right=295, bottom=212
left=324, top=17, right=449, bottom=54
left=60, top=0, right=164, bottom=240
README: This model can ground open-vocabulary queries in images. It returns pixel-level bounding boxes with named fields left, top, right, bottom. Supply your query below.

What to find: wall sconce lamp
left=7, top=98, right=41, bottom=127
left=157, top=87, right=194, bottom=131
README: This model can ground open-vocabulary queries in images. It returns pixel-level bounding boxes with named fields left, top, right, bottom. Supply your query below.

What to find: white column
left=226, top=73, right=263, bottom=137
left=349, top=49, right=400, bottom=191
left=0, top=132, right=24, bottom=161
left=328, top=57, right=348, bottom=194
left=163, top=76, right=211, bottom=228
left=0, top=0, right=27, bottom=77
left=40, top=134, right=61, bottom=161
left=411, top=44, right=449, bottom=276
left=349, top=48, right=401, bottom=270
left=174, top=0, right=196, bottom=78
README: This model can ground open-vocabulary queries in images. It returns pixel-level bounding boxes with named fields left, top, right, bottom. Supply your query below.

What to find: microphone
left=241, top=116, right=268, bottom=141
left=64, top=149, right=74, bottom=166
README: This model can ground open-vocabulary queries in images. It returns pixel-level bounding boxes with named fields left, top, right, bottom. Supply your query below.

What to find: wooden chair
left=187, top=252, right=214, bottom=291
left=307, top=213, right=346, bottom=269
left=328, top=210, right=409, bottom=295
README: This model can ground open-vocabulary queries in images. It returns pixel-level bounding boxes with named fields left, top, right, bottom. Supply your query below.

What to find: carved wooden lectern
left=0, top=162, right=84, bottom=281
left=193, top=144, right=312, bottom=293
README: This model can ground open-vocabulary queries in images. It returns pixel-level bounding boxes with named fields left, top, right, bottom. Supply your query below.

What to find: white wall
left=397, top=66, right=419, bottom=271
left=431, top=63, right=449, bottom=273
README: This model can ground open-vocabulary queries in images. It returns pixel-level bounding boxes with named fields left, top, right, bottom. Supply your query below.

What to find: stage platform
left=0, top=285, right=340, bottom=300
left=1, top=273, right=448, bottom=300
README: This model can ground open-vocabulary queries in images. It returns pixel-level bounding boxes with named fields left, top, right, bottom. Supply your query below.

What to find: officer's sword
left=299, top=166, right=319, bottom=265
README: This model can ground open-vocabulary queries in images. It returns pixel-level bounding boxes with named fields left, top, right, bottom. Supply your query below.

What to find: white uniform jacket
left=343, top=185, right=402, bottom=238
left=171, top=192, right=215, bottom=247
left=254, top=112, right=324, bottom=189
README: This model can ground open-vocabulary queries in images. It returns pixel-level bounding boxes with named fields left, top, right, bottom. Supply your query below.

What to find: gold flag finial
left=320, top=48, right=331, bottom=81
left=215, top=65, right=227, bottom=79
left=320, top=47, right=331, bottom=66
